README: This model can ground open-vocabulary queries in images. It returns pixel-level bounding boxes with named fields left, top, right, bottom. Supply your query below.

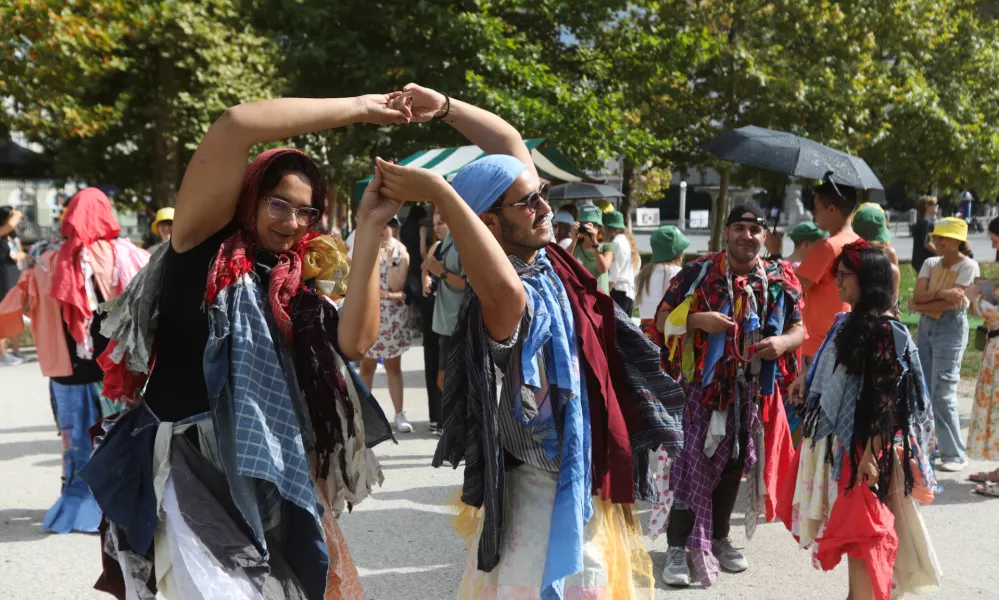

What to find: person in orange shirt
left=797, top=174, right=860, bottom=358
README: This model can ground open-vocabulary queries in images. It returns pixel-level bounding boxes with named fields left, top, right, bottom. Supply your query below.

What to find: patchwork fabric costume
left=651, top=252, right=801, bottom=586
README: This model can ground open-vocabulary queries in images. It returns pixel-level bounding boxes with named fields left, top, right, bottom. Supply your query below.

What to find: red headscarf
left=832, top=238, right=870, bottom=277
left=204, top=148, right=328, bottom=338
left=51, top=188, right=121, bottom=347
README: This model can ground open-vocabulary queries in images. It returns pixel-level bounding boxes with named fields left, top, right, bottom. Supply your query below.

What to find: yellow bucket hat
left=151, top=207, right=175, bottom=236
left=931, top=216, right=968, bottom=243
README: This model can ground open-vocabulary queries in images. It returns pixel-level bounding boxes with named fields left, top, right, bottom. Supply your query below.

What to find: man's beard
left=499, top=213, right=552, bottom=251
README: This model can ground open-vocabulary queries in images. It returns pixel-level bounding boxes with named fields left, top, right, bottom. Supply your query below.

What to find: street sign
left=636, top=207, right=660, bottom=226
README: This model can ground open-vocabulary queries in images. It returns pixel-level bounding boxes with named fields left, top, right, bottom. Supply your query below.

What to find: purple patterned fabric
left=669, top=384, right=759, bottom=587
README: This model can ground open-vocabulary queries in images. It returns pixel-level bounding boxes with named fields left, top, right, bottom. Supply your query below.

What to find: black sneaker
left=429, top=422, right=443, bottom=436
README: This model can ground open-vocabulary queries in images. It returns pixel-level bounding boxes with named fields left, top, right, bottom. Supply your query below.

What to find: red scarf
left=546, top=242, right=641, bottom=503
left=51, top=188, right=120, bottom=347
left=204, top=148, right=326, bottom=339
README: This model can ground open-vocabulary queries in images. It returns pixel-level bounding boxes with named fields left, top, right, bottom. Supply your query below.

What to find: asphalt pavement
left=1, top=344, right=997, bottom=599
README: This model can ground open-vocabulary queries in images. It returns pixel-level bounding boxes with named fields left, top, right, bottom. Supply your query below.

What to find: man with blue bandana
left=376, top=83, right=684, bottom=600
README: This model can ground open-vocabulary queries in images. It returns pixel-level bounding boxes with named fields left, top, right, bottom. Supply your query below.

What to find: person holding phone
left=566, top=204, right=614, bottom=293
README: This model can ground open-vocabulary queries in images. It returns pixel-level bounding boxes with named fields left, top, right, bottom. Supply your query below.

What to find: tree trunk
left=709, top=167, right=730, bottom=252
left=620, top=157, right=635, bottom=229
left=152, top=52, right=179, bottom=208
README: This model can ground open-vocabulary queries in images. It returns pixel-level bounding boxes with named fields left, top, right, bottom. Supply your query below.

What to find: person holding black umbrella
left=796, top=176, right=860, bottom=359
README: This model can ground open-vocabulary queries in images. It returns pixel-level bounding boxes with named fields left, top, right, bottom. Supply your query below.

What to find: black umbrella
left=548, top=182, right=624, bottom=201
left=702, top=125, right=884, bottom=190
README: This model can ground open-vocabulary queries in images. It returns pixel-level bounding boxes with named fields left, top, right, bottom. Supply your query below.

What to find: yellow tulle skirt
left=447, top=464, right=653, bottom=600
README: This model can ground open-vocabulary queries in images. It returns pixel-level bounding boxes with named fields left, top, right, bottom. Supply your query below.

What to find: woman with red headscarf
left=83, top=94, right=411, bottom=600
left=0, top=187, right=148, bottom=535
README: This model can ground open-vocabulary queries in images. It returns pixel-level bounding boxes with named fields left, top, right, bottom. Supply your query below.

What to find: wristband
left=435, top=93, right=451, bottom=120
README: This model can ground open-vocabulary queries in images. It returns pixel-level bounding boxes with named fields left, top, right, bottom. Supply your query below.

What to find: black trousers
left=418, top=294, right=442, bottom=424
left=610, top=289, right=634, bottom=317
left=666, top=429, right=749, bottom=547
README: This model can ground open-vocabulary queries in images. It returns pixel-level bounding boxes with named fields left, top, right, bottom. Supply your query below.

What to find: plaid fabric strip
left=226, top=275, right=317, bottom=519
left=613, top=305, right=685, bottom=454
left=669, top=384, right=758, bottom=588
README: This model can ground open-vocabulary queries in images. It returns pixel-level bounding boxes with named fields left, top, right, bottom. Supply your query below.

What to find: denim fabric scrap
left=80, top=403, right=159, bottom=555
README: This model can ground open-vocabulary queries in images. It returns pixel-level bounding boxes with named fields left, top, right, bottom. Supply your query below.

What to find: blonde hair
left=635, top=256, right=683, bottom=307
left=611, top=227, right=641, bottom=272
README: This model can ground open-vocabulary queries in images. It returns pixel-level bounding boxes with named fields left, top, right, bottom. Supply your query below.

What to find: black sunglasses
left=489, top=183, right=551, bottom=213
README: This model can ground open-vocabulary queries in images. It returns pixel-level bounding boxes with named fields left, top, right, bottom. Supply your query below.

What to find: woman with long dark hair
left=781, top=242, right=940, bottom=600
left=82, top=94, right=409, bottom=599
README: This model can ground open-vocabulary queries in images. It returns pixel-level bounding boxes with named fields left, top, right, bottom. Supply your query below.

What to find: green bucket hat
left=602, top=210, right=625, bottom=229
left=852, top=203, right=891, bottom=243
left=650, top=226, right=690, bottom=263
left=788, top=221, right=828, bottom=244
left=578, top=204, right=605, bottom=225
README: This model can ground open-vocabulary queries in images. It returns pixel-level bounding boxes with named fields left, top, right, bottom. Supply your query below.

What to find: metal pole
left=677, top=181, right=687, bottom=232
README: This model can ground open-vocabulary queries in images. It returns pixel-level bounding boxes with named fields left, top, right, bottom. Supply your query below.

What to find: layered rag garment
left=435, top=242, right=684, bottom=600
left=1, top=191, right=147, bottom=535
left=86, top=148, right=390, bottom=600
left=776, top=314, right=941, bottom=600
left=0, top=248, right=72, bottom=377
left=652, top=252, right=802, bottom=586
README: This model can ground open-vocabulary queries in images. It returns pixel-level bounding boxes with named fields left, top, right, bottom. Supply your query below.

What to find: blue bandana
left=451, top=155, right=529, bottom=215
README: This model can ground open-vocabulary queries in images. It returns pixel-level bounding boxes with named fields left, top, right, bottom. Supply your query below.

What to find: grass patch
left=898, top=262, right=999, bottom=377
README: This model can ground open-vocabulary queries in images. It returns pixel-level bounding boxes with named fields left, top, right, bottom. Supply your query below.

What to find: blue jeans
left=917, top=310, right=968, bottom=463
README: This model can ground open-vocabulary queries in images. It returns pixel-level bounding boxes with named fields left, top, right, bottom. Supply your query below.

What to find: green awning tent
left=352, top=138, right=591, bottom=200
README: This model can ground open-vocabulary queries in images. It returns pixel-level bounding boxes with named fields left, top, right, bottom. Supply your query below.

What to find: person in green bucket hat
left=602, top=210, right=641, bottom=313
left=636, top=225, right=690, bottom=334
left=786, top=221, right=828, bottom=269
left=852, top=202, right=900, bottom=269
left=566, top=204, right=615, bottom=293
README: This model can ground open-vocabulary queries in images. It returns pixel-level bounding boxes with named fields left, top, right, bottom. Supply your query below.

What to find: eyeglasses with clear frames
left=835, top=270, right=857, bottom=285
left=266, top=197, right=320, bottom=226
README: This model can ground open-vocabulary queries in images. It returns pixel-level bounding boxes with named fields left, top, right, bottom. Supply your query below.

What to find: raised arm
left=377, top=159, right=526, bottom=342
left=172, top=95, right=410, bottom=253
left=400, top=83, right=537, bottom=179
left=338, top=166, right=404, bottom=360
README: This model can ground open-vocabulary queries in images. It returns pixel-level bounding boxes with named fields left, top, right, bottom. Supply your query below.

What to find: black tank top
left=143, top=222, right=236, bottom=421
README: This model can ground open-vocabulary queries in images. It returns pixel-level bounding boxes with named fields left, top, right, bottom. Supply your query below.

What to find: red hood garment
left=51, top=188, right=120, bottom=351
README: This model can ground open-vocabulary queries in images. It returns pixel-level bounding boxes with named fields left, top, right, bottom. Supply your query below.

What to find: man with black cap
left=655, top=203, right=804, bottom=588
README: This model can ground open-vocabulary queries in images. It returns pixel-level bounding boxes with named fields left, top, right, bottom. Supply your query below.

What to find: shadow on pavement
left=0, top=508, right=51, bottom=543
left=0, top=437, right=62, bottom=462
left=931, top=478, right=998, bottom=505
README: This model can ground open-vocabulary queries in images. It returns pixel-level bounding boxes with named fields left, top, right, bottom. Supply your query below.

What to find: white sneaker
left=394, top=411, right=413, bottom=434
left=712, top=537, right=749, bottom=573
left=0, top=354, right=23, bottom=366
left=661, top=546, right=691, bottom=587
left=939, top=460, right=968, bottom=472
